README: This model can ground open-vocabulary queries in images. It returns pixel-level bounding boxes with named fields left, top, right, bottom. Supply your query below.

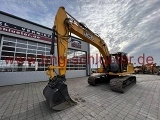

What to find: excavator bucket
left=43, top=77, right=77, bottom=110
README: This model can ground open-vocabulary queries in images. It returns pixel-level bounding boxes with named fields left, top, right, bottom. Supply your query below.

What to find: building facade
left=0, top=11, right=90, bottom=86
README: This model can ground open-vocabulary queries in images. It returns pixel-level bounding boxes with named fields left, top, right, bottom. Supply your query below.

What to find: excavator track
left=88, top=73, right=107, bottom=86
left=109, top=76, right=136, bottom=93
left=88, top=76, right=96, bottom=85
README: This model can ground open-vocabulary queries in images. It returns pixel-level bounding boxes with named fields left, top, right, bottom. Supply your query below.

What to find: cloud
left=71, top=0, right=160, bottom=65
left=0, top=0, right=160, bottom=65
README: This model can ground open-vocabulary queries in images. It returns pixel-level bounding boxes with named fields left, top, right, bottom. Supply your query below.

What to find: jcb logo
left=84, top=31, right=94, bottom=40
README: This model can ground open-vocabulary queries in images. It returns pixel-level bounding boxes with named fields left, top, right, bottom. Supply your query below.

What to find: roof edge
left=0, top=10, right=52, bottom=31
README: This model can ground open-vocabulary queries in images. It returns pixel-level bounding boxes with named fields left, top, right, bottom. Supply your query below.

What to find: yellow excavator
left=43, top=7, right=136, bottom=111
left=141, top=63, right=156, bottom=74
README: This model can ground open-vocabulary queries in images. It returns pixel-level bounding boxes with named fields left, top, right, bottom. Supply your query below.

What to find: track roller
left=109, top=76, right=136, bottom=93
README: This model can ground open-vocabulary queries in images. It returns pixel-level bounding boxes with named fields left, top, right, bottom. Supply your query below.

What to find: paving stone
left=80, top=117, right=87, bottom=120
left=126, top=114, right=136, bottom=120
left=76, top=114, right=84, bottom=119
left=123, top=117, right=131, bottom=120
left=69, top=116, right=79, bottom=120
left=0, top=75, right=160, bottom=120
left=67, top=112, right=75, bottom=118
left=61, top=116, right=70, bottom=120
left=117, top=113, right=126, bottom=119
left=35, top=114, right=43, bottom=119
left=52, top=115, right=60, bottom=119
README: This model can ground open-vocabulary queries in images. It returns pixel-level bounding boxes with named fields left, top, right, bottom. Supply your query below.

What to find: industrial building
left=0, top=11, right=90, bottom=86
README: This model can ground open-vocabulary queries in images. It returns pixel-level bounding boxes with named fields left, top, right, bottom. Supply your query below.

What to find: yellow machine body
left=43, top=7, right=136, bottom=111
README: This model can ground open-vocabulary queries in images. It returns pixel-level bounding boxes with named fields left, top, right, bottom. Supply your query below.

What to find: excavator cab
left=109, top=52, right=128, bottom=73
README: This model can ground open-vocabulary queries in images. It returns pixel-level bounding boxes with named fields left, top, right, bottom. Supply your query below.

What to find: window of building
left=0, top=36, right=52, bottom=72
left=0, top=36, right=87, bottom=72
left=67, top=49, right=86, bottom=70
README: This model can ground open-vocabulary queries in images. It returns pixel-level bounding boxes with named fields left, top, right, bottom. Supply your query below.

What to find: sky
left=0, top=0, right=160, bottom=67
